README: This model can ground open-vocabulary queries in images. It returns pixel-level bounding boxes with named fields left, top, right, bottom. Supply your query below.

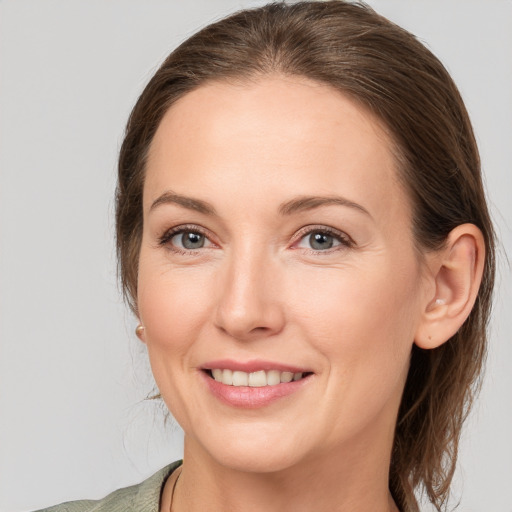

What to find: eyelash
left=158, top=224, right=213, bottom=255
left=158, top=224, right=354, bottom=255
left=292, top=225, right=354, bottom=254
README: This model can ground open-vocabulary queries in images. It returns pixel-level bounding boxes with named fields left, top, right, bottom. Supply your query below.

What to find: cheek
left=287, top=258, right=421, bottom=379
left=136, top=258, right=212, bottom=369
left=292, top=261, right=421, bottom=434
left=136, top=261, right=214, bottom=427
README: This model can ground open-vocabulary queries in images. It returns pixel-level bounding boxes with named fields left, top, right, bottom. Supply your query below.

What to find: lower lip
left=201, top=371, right=311, bottom=409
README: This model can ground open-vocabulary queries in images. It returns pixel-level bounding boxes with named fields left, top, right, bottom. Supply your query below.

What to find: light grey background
left=0, top=1, right=510, bottom=511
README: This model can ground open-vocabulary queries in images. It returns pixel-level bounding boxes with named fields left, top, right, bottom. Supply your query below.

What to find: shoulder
left=33, top=461, right=182, bottom=512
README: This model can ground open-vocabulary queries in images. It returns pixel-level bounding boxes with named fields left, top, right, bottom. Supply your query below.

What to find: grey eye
left=296, top=229, right=347, bottom=252
left=172, top=231, right=206, bottom=249
left=309, top=232, right=335, bottom=250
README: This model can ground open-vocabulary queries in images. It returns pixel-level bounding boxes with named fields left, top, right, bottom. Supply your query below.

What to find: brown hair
left=116, top=2, right=495, bottom=510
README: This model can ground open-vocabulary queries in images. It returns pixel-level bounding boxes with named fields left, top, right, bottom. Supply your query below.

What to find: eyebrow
left=150, top=191, right=217, bottom=215
left=278, top=195, right=371, bottom=217
left=149, top=190, right=371, bottom=218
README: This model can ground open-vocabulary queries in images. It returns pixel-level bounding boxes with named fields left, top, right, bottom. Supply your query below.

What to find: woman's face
left=138, top=76, right=432, bottom=473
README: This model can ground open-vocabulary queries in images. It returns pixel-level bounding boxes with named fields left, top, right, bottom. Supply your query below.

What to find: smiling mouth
left=205, top=369, right=313, bottom=387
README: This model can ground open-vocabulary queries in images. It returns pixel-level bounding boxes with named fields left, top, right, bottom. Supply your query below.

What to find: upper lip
left=201, top=359, right=312, bottom=374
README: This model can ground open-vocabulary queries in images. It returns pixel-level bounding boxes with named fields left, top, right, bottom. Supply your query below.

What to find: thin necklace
left=168, top=466, right=182, bottom=512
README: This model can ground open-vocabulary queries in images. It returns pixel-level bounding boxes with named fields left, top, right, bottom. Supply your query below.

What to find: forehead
left=145, top=75, right=410, bottom=229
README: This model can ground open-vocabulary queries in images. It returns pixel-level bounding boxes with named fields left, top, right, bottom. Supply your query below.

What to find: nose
left=214, top=249, right=285, bottom=341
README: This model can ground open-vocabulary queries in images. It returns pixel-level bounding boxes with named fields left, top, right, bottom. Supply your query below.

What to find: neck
left=168, top=432, right=398, bottom=512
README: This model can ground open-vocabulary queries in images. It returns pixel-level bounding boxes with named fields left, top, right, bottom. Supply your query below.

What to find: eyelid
left=158, top=224, right=216, bottom=249
left=157, top=223, right=354, bottom=254
left=291, top=225, right=355, bottom=250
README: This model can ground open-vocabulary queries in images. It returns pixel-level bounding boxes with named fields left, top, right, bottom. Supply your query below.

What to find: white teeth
left=267, top=370, right=281, bottom=386
left=248, top=370, right=267, bottom=387
left=210, top=369, right=306, bottom=387
left=221, top=369, right=233, bottom=385
left=280, top=371, right=293, bottom=383
left=232, top=371, right=248, bottom=386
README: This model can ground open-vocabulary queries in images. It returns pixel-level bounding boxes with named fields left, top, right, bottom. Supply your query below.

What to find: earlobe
left=135, top=323, right=146, bottom=343
left=415, top=224, right=485, bottom=349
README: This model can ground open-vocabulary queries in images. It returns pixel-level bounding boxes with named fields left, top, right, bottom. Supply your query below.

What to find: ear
left=415, top=224, right=485, bottom=349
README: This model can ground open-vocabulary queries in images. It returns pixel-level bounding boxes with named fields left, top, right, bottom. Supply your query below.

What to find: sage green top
left=34, top=460, right=182, bottom=512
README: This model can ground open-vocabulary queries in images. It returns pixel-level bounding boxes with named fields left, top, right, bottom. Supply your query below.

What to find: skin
left=136, top=76, right=460, bottom=511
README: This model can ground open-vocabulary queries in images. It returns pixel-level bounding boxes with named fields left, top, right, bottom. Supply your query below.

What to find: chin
left=209, top=446, right=307, bottom=474
left=187, top=423, right=314, bottom=474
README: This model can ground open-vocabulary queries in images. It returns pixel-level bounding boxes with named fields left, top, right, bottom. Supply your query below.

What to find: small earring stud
left=135, top=324, right=145, bottom=339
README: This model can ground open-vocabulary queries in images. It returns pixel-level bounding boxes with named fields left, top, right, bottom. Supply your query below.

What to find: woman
left=35, top=1, right=494, bottom=511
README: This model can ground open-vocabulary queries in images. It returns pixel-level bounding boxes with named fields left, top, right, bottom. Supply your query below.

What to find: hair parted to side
left=116, top=2, right=495, bottom=510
